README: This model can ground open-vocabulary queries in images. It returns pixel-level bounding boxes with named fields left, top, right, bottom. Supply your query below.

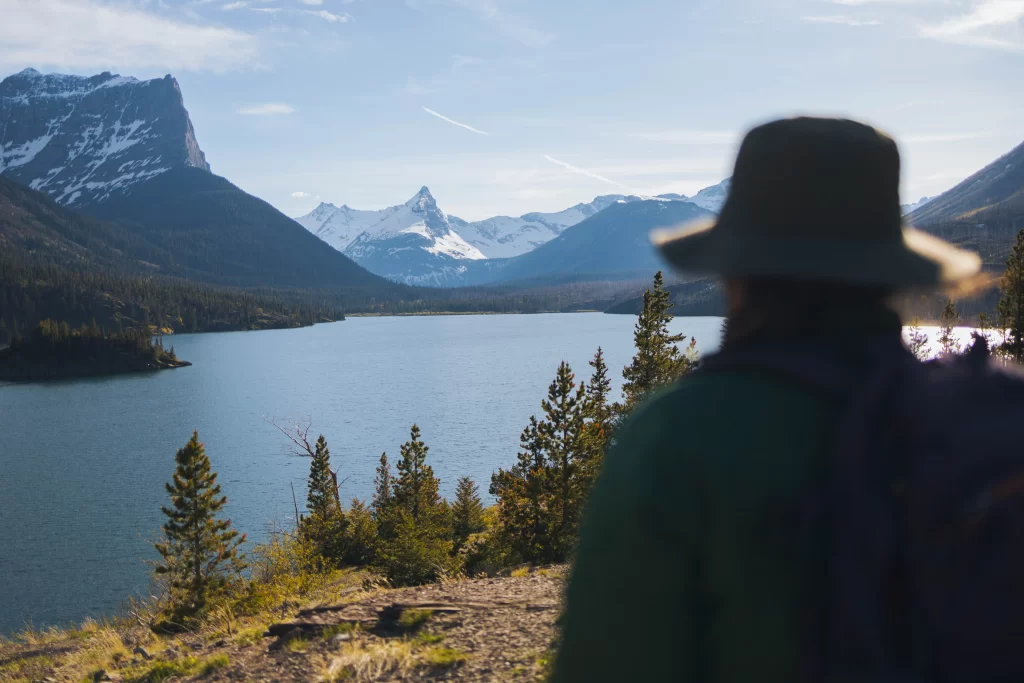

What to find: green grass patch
left=416, top=631, right=445, bottom=645
left=423, top=646, right=467, bottom=668
left=137, top=655, right=200, bottom=682
left=198, top=654, right=230, bottom=677
left=396, top=609, right=434, bottom=630
left=284, top=637, right=312, bottom=653
left=232, top=625, right=265, bottom=647
left=320, top=623, right=359, bottom=640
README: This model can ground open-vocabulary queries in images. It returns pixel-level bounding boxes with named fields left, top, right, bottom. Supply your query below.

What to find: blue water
left=0, top=313, right=723, bottom=634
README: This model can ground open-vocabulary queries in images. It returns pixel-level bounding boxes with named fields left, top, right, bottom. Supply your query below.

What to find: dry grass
left=321, top=640, right=418, bottom=682
left=510, top=567, right=530, bottom=578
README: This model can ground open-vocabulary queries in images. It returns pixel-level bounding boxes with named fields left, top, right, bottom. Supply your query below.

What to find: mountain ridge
left=1, top=68, right=209, bottom=207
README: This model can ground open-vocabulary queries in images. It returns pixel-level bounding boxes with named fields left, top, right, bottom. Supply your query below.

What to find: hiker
left=552, top=118, right=1024, bottom=682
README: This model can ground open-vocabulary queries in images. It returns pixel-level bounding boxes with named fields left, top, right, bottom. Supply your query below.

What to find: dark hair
left=722, top=279, right=896, bottom=350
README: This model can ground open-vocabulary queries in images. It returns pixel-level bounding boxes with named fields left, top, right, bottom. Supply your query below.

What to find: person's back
left=551, top=118, right=987, bottom=682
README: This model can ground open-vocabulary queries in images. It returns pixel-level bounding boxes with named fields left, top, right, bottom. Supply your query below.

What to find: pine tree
left=393, top=425, right=440, bottom=524
left=302, top=434, right=346, bottom=563
left=619, top=271, right=692, bottom=414
left=452, top=476, right=486, bottom=551
left=491, top=415, right=549, bottom=562
left=578, top=347, right=613, bottom=500
left=154, top=431, right=246, bottom=626
left=377, top=425, right=458, bottom=585
left=306, top=434, right=340, bottom=518
left=539, top=361, right=587, bottom=559
left=372, top=452, right=393, bottom=514
left=937, top=298, right=961, bottom=357
left=906, top=317, right=931, bottom=361
left=998, top=229, right=1024, bottom=362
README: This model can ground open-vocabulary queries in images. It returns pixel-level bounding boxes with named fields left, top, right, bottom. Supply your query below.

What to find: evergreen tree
left=306, top=434, right=340, bottom=518
left=372, top=452, right=393, bottom=515
left=619, top=271, right=692, bottom=415
left=492, top=361, right=593, bottom=563
left=154, top=431, right=245, bottom=626
left=540, top=361, right=587, bottom=559
left=578, top=347, right=613, bottom=500
left=342, top=499, right=378, bottom=566
left=998, top=229, right=1024, bottom=362
left=377, top=425, right=458, bottom=585
left=937, top=298, right=961, bottom=357
left=392, top=425, right=440, bottom=524
left=491, top=415, right=549, bottom=562
left=451, top=476, right=486, bottom=551
left=301, top=434, right=346, bottom=563
left=906, top=317, right=931, bottom=361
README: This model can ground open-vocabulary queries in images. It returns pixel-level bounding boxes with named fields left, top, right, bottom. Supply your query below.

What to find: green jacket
left=552, top=313, right=904, bottom=683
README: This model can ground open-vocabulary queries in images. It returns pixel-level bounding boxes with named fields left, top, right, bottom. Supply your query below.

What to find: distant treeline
left=0, top=318, right=187, bottom=381
left=0, top=255, right=344, bottom=346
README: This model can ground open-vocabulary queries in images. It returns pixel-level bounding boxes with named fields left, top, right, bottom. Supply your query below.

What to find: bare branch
left=263, top=415, right=316, bottom=458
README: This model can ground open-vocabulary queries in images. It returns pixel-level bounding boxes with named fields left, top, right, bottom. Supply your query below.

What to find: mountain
left=295, top=190, right=708, bottom=284
left=295, top=186, right=485, bottom=286
left=909, top=140, right=1024, bottom=226
left=0, top=69, right=208, bottom=207
left=87, top=167, right=390, bottom=289
left=1, top=68, right=393, bottom=291
left=684, top=178, right=730, bottom=212
left=901, top=196, right=934, bottom=215
left=0, top=174, right=344, bottom=338
left=446, top=194, right=656, bottom=258
left=906, top=139, right=1024, bottom=268
left=461, top=199, right=714, bottom=286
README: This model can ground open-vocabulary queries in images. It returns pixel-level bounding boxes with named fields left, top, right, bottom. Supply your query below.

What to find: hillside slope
left=464, top=199, right=712, bottom=286
left=88, top=167, right=392, bottom=289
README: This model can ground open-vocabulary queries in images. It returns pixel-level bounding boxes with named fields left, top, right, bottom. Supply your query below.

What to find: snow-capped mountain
left=296, top=186, right=485, bottom=285
left=0, top=68, right=209, bottom=207
left=684, top=178, right=731, bottom=212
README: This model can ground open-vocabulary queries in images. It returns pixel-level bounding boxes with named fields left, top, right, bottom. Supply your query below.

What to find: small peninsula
left=0, top=320, right=190, bottom=382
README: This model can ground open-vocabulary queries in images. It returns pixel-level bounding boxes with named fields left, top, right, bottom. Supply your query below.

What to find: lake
left=0, top=313, right=724, bottom=634
left=0, top=313, right=984, bottom=634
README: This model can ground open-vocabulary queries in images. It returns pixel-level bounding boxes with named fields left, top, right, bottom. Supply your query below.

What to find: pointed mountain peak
left=405, top=185, right=440, bottom=212
left=15, top=67, right=41, bottom=77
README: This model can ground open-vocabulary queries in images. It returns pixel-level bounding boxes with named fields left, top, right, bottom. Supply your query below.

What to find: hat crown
left=719, top=117, right=903, bottom=242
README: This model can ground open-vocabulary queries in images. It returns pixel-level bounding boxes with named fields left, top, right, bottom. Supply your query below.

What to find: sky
left=1, top=0, right=1023, bottom=221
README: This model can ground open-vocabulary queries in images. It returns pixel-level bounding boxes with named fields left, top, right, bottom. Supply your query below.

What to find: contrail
left=423, top=107, right=489, bottom=135
left=542, top=155, right=632, bottom=190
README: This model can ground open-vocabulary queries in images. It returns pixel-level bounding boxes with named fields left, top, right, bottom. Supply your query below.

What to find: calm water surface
left=0, top=313, right=724, bottom=633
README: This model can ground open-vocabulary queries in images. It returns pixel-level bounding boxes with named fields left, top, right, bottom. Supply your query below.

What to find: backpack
left=700, top=335, right=1024, bottom=682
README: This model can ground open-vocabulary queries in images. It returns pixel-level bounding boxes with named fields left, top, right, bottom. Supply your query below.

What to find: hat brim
left=651, top=218, right=982, bottom=289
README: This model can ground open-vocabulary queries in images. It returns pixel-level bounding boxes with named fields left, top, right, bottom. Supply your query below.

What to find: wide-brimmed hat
left=652, top=117, right=981, bottom=288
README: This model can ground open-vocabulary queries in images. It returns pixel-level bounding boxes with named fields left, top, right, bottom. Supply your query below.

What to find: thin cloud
left=222, top=1, right=247, bottom=8
left=238, top=102, right=296, bottom=115
left=291, top=191, right=313, bottom=197
left=448, top=0, right=554, bottom=48
left=829, top=0, right=918, bottom=4
left=423, top=107, right=489, bottom=135
left=250, top=6, right=282, bottom=12
left=542, top=155, right=632, bottom=190
left=801, top=15, right=882, bottom=26
left=298, top=0, right=324, bottom=4
left=903, top=131, right=996, bottom=143
left=0, top=0, right=258, bottom=72
left=302, top=9, right=352, bottom=22
left=629, top=130, right=737, bottom=145
left=919, top=1, right=1024, bottom=51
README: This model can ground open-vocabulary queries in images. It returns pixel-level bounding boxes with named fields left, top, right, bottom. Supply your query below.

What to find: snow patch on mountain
left=0, top=69, right=209, bottom=206
left=685, top=178, right=731, bottom=212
